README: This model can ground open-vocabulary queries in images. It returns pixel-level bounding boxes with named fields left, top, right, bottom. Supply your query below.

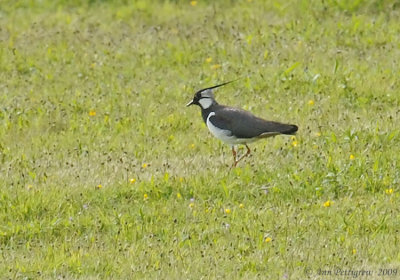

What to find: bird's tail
left=257, top=123, right=298, bottom=139
left=281, top=124, right=298, bottom=135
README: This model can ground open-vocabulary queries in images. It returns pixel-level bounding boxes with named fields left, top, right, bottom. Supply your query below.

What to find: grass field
left=1, top=0, right=400, bottom=279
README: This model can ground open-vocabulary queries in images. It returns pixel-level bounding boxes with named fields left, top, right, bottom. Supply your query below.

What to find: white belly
left=206, top=112, right=257, bottom=145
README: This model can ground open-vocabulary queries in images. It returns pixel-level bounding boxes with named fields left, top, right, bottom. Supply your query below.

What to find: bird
left=186, top=80, right=298, bottom=167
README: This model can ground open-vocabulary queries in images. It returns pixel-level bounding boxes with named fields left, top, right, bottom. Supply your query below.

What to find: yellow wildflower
left=308, top=100, right=315, bottom=106
left=177, top=193, right=182, bottom=199
left=142, top=163, right=148, bottom=168
left=189, top=203, right=194, bottom=208
left=290, top=136, right=298, bottom=146
left=143, top=193, right=148, bottom=200
left=385, top=188, right=394, bottom=195
left=89, top=110, right=96, bottom=116
left=352, top=248, right=357, bottom=255
left=96, top=184, right=102, bottom=189
left=130, top=178, right=136, bottom=184
left=190, top=1, right=197, bottom=6
left=205, top=57, right=212, bottom=63
left=239, top=203, right=244, bottom=209
left=211, top=64, right=221, bottom=70
left=225, top=208, right=231, bottom=214
left=323, top=200, right=332, bottom=207
left=265, top=237, right=272, bottom=243
left=349, top=154, right=355, bottom=160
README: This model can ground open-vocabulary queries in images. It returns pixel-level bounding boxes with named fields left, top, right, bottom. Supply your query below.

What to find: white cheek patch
left=198, top=98, right=213, bottom=109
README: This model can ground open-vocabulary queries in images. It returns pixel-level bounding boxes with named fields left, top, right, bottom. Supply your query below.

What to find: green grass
left=1, top=0, right=400, bottom=278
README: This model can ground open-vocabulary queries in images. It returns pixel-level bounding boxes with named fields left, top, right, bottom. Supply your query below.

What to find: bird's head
left=186, top=88, right=216, bottom=109
left=186, top=80, right=237, bottom=110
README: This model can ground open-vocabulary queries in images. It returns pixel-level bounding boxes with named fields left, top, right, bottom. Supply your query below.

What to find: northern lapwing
left=186, top=81, right=298, bottom=167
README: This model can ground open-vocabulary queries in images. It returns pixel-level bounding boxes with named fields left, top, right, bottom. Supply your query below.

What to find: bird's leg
left=231, top=146, right=238, bottom=167
left=245, top=144, right=251, bottom=157
left=235, top=144, right=251, bottom=165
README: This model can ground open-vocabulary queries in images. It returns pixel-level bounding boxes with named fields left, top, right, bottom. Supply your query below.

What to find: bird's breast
left=206, top=112, right=241, bottom=145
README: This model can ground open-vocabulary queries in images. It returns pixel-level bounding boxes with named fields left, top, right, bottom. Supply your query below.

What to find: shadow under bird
left=186, top=80, right=298, bottom=167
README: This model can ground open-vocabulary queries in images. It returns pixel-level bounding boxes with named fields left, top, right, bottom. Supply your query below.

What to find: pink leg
left=235, top=144, right=251, bottom=165
left=232, top=146, right=238, bottom=167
